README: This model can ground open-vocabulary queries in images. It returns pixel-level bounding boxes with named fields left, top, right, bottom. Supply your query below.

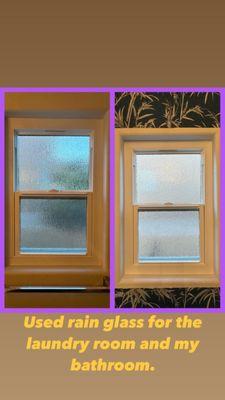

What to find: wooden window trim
left=115, top=128, right=220, bottom=288
left=6, top=117, right=109, bottom=287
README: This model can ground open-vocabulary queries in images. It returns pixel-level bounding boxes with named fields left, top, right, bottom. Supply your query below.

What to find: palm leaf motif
left=115, top=288, right=220, bottom=308
left=183, top=288, right=220, bottom=308
left=115, top=92, right=159, bottom=127
left=115, top=289, right=152, bottom=308
left=115, top=288, right=180, bottom=308
left=115, top=91, right=220, bottom=128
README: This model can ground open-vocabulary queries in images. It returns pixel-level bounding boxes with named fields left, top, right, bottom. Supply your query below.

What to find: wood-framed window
left=6, top=117, right=109, bottom=287
left=116, top=128, right=220, bottom=288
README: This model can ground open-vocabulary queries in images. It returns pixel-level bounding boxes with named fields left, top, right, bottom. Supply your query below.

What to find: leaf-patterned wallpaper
left=115, top=91, right=220, bottom=309
left=115, top=288, right=220, bottom=309
left=115, top=92, right=220, bottom=129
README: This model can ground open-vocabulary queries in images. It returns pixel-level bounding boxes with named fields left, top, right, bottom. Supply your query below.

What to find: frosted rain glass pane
left=138, top=210, right=200, bottom=263
left=16, top=135, right=91, bottom=190
left=20, top=198, right=87, bottom=254
left=135, top=153, right=202, bottom=204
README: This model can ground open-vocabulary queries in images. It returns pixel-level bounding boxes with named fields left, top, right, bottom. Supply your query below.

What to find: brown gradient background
left=0, top=0, right=225, bottom=399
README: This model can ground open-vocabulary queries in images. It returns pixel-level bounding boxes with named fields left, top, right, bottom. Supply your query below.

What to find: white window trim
left=115, top=128, right=220, bottom=288
left=6, top=116, right=109, bottom=288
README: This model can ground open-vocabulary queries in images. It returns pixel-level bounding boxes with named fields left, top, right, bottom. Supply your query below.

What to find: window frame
left=115, top=128, right=220, bottom=288
left=6, top=117, right=109, bottom=287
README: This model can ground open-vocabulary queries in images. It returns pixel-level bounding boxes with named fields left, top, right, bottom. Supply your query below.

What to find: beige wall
left=1, top=0, right=225, bottom=398
left=5, top=92, right=109, bottom=112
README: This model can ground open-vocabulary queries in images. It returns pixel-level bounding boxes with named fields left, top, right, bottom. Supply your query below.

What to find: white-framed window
left=115, top=128, right=220, bottom=288
left=6, top=117, right=109, bottom=288
left=14, top=130, right=93, bottom=257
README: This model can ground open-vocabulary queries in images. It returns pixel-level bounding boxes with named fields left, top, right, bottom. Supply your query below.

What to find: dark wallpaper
left=115, top=91, right=220, bottom=309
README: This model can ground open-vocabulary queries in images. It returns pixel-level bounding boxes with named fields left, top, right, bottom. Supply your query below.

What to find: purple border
left=109, top=91, right=115, bottom=310
left=220, top=89, right=225, bottom=311
left=0, top=87, right=224, bottom=314
left=0, top=90, right=5, bottom=312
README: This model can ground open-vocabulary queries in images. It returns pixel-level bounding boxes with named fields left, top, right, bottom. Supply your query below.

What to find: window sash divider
left=133, top=204, right=203, bottom=210
left=15, top=191, right=93, bottom=197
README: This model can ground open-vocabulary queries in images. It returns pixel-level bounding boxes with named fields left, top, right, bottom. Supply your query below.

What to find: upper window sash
left=14, top=129, right=94, bottom=193
left=133, top=150, right=205, bottom=206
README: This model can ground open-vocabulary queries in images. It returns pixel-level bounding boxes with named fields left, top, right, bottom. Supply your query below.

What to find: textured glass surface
left=16, top=135, right=91, bottom=190
left=20, top=198, right=87, bottom=254
left=138, top=210, right=200, bottom=263
left=135, top=153, right=202, bottom=204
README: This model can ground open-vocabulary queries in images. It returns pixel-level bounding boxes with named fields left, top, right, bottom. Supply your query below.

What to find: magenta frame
left=0, top=87, right=224, bottom=313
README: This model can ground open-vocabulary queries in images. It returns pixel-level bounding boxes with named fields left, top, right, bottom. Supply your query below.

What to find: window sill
left=5, top=265, right=105, bottom=287
left=5, top=290, right=109, bottom=308
left=117, top=273, right=220, bottom=288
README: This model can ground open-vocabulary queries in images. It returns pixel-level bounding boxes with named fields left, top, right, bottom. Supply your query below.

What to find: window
left=16, top=133, right=92, bottom=256
left=6, top=117, right=109, bottom=288
left=116, top=128, right=220, bottom=288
